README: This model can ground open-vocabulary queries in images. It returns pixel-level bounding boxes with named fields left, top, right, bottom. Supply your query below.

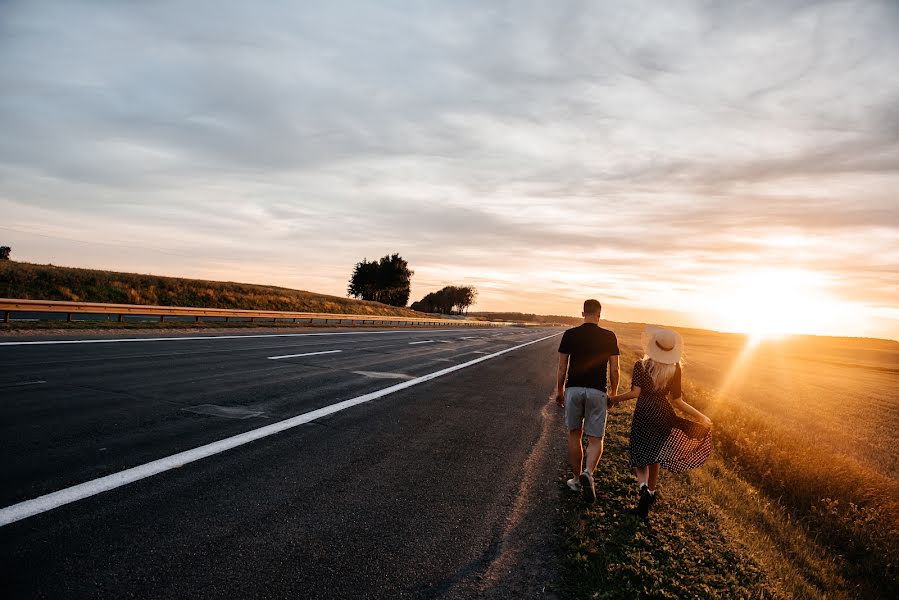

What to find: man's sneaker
left=636, top=485, right=651, bottom=519
left=566, top=477, right=582, bottom=492
left=579, top=470, right=596, bottom=504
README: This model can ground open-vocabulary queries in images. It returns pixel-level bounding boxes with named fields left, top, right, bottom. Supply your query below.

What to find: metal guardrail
left=0, top=298, right=496, bottom=328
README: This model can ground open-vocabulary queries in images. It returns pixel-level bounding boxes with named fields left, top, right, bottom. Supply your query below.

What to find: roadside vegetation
left=411, top=285, right=477, bottom=315
left=0, top=261, right=427, bottom=317
left=346, top=253, right=414, bottom=307
left=469, top=311, right=582, bottom=325
left=562, top=331, right=899, bottom=598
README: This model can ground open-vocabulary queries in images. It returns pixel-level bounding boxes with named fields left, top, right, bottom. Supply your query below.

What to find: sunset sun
left=709, top=269, right=840, bottom=340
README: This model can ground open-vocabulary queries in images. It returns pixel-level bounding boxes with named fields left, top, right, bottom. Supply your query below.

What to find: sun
left=707, top=269, right=838, bottom=340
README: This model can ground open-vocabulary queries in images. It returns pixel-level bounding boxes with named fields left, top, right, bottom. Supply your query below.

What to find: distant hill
left=0, top=261, right=428, bottom=318
left=468, top=311, right=582, bottom=325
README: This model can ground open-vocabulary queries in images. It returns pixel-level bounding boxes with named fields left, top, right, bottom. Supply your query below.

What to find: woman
left=609, top=326, right=712, bottom=519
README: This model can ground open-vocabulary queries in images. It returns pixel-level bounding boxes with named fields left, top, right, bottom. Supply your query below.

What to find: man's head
left=583, top=299, right=601, bottom=321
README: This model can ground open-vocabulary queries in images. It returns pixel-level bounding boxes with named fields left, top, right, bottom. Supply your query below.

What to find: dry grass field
left=0, top=261, right=427, bottom=318
left=564, top=323, right=899, bottom=598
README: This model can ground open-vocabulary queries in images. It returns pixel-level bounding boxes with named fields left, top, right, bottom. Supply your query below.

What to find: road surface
left=0, top=327, right=567, bottom=599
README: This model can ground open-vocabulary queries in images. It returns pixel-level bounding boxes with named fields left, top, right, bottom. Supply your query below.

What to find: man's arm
left=608, top=355, right=620, bottom=398
left=553, top=353, right=569, bottom=406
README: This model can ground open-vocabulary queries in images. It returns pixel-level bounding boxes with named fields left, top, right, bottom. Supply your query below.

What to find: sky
left=1, top=1, right=897, bottom=340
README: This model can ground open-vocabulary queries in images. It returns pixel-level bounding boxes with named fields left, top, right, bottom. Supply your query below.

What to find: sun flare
left=707, top=269, right=842, bottom=339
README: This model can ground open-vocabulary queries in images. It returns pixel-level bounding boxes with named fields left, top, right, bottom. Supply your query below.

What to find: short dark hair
left=583, top=299, right=601, bottom=315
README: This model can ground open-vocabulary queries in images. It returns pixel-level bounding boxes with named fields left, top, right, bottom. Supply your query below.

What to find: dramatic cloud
left=1, top=0, right=897, bottom=338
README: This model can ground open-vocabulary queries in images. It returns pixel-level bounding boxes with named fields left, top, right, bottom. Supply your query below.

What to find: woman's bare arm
left=670, top=396, right=712, bottom=426
left=610, top=386, right=640, bottom=407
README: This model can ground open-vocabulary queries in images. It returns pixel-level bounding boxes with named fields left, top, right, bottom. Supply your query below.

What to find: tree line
left=347, top=253, right=476, bottom=315
left=410, top=286, right=477, bottom=315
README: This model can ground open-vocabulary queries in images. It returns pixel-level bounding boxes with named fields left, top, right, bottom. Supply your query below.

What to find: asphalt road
left=0, top=326, right=568, bottom=599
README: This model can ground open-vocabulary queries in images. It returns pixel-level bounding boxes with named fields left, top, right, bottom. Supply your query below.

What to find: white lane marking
left=0, top=329, right=496, bottom=347
left=267, top=350, right=342, bottom=360
left=352, top=371, right=415, bottom=380
left=408, top=340, right=435, bottom=345
left=436, top=340, right=452, bottom=344
left=472, top=351, right=490, bottom=354
left=0, top=332, right=561, bottom=527
left=2, top=380, right=48, bottom=387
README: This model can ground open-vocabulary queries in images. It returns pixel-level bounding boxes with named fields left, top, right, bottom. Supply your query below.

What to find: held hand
left=700, top=415, right=712, bottom=428
left=551, top=390, right=565, bottom=407
left=606, top=395, right=616, bottom=409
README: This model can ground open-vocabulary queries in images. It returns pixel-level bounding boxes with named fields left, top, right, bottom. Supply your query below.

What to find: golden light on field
left=705, top=269, right=845, bottom=341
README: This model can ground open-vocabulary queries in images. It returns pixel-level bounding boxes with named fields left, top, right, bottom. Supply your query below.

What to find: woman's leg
left=634, top=465, right=648, bottom=487
left=647, top=464, right=660, bottom=491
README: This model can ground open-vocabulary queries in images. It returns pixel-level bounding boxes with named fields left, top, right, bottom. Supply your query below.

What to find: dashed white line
left=352, top=371, right=415, bottom=380
left=0, top=331, right=561, bottom=527
left=2, top=380, right=48, bottom=387
left=408, top=340, right=435, bottom=345
left=268, top=350, right=343, bottom=360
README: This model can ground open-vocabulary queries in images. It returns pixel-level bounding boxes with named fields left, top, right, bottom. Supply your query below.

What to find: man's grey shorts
left=565, top=387, right=608, bottom=438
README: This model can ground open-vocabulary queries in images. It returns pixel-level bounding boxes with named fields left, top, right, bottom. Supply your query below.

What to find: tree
left=411, top=285, right=477, bottom=315
left=347, top=253, right=413, bottom=307
left=0, top=246, right=9, bottom=260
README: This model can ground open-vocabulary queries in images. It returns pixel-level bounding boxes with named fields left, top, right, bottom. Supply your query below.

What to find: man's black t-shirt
left=558, top=323, right=620, bottom=391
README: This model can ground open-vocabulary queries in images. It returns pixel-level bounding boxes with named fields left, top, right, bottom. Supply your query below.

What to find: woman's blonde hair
left=640, top=355, right=683, bottom=391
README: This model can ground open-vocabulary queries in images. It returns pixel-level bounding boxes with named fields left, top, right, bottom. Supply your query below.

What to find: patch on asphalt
left=182, top=404, right=265, bottom=419
left=352, top=371, right=415, bottom=380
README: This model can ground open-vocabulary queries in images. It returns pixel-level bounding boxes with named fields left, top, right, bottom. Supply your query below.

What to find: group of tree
left=347, top=253, right=414, bottom=307
left=410, top=285, right=477, bottom=315
left=346, top=253, right=477, bottom=314
left=0, top=245, right=10, bottom=260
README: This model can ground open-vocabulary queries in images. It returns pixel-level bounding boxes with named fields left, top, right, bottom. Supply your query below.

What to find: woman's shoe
left=636, top=485, right=651, bottom=519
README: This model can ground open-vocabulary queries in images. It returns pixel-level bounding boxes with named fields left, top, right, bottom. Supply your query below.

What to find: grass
left=468, top=311, right=582, bottom=326
left=560, top=407, right=773, bottom=599
left=0, top=261, right=429, bottom=318
left=562, top=329, right=899, bottom=598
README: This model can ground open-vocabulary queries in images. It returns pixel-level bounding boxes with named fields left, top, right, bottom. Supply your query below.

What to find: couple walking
left=551, top=299, right=712, bottom=519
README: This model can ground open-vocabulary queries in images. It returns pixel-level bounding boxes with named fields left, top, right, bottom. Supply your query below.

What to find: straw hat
left=642, top=326, right=684, bottom=364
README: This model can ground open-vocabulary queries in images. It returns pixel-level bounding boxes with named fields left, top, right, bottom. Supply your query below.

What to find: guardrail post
left=117, top=314, right=123, bottom=322
left=66, top=313, right=72, bottom=322
left=160, top=315, right=165, bottom=323
left=195, top=316, right=201, bottom=323
left=225, top=317, right=229, bottom=323
left=3, top=311, right=9, bottom=323
left=250, top=317, right=255, bottom=323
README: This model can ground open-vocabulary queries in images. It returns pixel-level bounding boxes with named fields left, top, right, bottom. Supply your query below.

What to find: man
left=552, top=299, right=620, bottom=503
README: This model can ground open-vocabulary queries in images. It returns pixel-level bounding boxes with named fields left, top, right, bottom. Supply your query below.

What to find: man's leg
left=582, top=390, right=608, bottom=474
left=568, top=427, right=584, bottom=476
left=584, top=435, right=604, bottom=473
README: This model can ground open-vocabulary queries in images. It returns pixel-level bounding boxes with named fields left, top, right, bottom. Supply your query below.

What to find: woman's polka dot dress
left=629, top=360, right=711, bottom=473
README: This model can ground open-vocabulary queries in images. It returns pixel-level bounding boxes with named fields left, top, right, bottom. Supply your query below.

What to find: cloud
left=1, top=0, right=897, bottom=338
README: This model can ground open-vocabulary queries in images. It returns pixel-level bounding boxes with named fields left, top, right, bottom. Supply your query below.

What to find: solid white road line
left=0, top=328, right=498, bottom=347
left=1, top=380, right=48, bottom=387
left=267, top=350, right=342, bottom=360
left=408, top=340, right=435, bottom=345
left=0, top=332, right=561, bottom=527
